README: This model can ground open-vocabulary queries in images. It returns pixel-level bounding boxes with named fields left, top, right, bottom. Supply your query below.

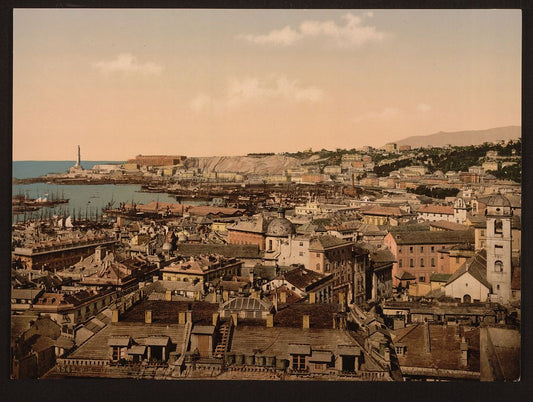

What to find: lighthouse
left=75, top=145, right=81, bottom=167
left=69, top=145, right=84, bottom=173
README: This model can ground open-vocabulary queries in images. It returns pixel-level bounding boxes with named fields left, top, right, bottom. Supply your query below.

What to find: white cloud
left=190, top=94, right=213, bottom=113
left=190, top=75, right=323, bottom=113
left=353, top=107, right=400, bottom=123
left=93, top=53, right=163, bottom=75
left=238, top=12, right=389, bottom=47
left=417, top=103, right=432, bottom=113
left=240, top=26, right=303, bottom=46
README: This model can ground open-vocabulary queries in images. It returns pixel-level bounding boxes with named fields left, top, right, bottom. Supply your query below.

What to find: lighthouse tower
left=69, top=145, right=84, bottom=173
left=485, top=194, right=512, bottom=305
left=75, top=145, right=81, bottom=168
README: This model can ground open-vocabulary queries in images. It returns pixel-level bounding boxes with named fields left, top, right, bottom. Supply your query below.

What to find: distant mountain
left=394, top=126, right=521, bottom=148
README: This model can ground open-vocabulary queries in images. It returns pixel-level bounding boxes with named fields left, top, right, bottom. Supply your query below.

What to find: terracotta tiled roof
left=175, top=243, right=262, bottom=258
left=263, top=285, right=302, bottom=305
left=393, top=324, right=480, bottom=372
left=309, top=234, right=352, bottom=251
left=429, top=273, right=452, bottom=283
left=370, top=249, right=395, bottom=264
left=429, top=220, right=470, bottom=231
left=276, top=266, right=332, bottom=292
left=120, top=300, right=219, bottom=325
left=417, top=204, right=454, bottom=215
left=395, top=271, right=416, bottom=280
left=188, top=205, right=246, bottom=217
left=227, top=216, right=269, bottom=233
left=446, top=251, right=490, bottom=290
left=361, top=206, right=406, bottom=217
left=388, top=230, right=474, bottom=245
left=273, top=303, right=339, bottom=329
left=36, top=293, right=65, bottom=306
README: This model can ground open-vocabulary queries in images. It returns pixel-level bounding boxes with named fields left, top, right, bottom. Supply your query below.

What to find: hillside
left=186, top=154, right=306, bottom=175
left=395, top=126, right=521, bottom=148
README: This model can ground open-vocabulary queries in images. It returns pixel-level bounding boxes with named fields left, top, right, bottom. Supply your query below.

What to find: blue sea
left=12, top=161, right=205, bottom=223
left=13, top=161, right=123, bottom=179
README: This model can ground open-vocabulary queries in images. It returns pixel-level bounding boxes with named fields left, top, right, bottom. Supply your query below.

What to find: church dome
left=267, top=217, right=295, bottom=237
left=486, top=194, right=511, bottom=207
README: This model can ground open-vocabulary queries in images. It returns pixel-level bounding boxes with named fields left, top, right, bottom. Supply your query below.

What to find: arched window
left=494, top=220, right=503, bottom=234
left=494, top=260, right=504, bottom=272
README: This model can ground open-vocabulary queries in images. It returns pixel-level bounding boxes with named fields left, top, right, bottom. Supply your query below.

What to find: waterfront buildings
left=10, top=143, right=521, bottom=381
left=12, top=235, right=118, bottom=271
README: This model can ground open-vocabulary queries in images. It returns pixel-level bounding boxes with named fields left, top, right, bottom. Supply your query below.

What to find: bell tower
left=485, top=194, right=512, bottom=305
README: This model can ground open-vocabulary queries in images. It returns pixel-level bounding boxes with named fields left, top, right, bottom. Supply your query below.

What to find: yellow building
left=211, top=221, right=230, bottom=233
left=161, top=256, right=242, bottom=284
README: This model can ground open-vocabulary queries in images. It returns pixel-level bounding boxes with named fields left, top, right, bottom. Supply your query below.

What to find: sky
left=13, top=9, right=521, bottom=160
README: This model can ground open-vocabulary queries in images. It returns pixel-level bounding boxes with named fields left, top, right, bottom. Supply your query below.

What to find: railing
left=359, top=370, right=388, bottom=380
left=57, top=358, right=108, bottom=367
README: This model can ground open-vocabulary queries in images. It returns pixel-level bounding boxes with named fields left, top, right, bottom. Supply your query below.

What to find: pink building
left=383, top=230, right=475, bottom=287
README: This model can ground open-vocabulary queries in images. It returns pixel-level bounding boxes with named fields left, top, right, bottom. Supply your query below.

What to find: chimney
left=165, top=290, right=172, bottom=301
left=212, top=313, right=219, bottom=327
left=145, top=310, right=152, bottom=324
left=280, top=291, right=287, bottom=303
left=379, top=341, right=386, bottom=356
left=112, top=309, right=119, bottom=323
left=266, top=314, right=274, bottom=328
left=186, top=310, right=192, bottom=323
left=231, top=313, right=238, bottom=327
left=303, top=315, right=310, bottom=329
left=460, top=339, right=469, bottom=366
left=384, top=347, right=391, bottom=363
left=178, top=311, right=186, bottom=324
left=424, top=322, right=431, bottom=353
left=309, top=292, right=316, bottom=304
left=95, top=246, right=104, bottom=263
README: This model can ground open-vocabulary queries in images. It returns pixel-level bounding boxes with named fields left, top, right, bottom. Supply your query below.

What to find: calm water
left=12, top=161, right=206, bottom=223
left=13, top=161, right=123, bottom=179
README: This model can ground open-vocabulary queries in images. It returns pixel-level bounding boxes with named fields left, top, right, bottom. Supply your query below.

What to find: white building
left=485, top=194, right=513, bottom=305
left=444, top=252, right=490, bottom=303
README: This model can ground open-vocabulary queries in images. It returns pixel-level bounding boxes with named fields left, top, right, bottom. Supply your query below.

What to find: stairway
left=214, top=320, right=233, bottom=359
